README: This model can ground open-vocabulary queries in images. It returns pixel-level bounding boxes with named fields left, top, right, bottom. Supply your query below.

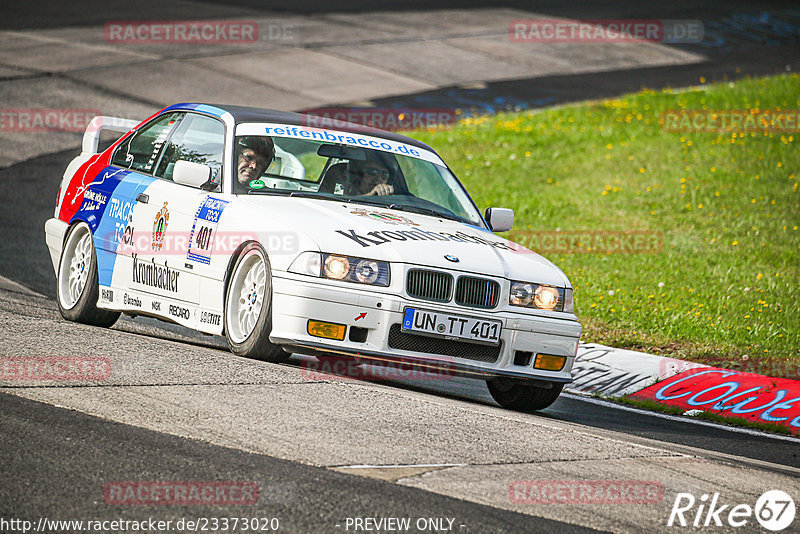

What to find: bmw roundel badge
left=444, top=255, right=460, bottom=263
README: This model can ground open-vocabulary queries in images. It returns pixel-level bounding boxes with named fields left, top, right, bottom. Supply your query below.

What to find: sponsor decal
left=631, top=367, right=800, bottom=434
left=350, top=208, right=419, bottom=226
left=248, top=179, right=266, bottom=189
left=236, top=122, right=443, bottom=165
left=123, top=293, right=141, bottom=307
left=187, top=196, right=230, bottom=265
left=509, top=480, right=663, bottom=504
left=336, top=228, right=511, bottom=250
left=199, top=311, right=221, bottom=326
left=152, top=202, right=169, bottom=251
left=79, top=188, right=109, bottom=213
left=103, top=481, right=258, bottom=505
left=151, top=301, right=161, bottom=312
left=1, top=356, right=112, bottom=381
left=132, top=254, right=180, bottom=292
left=169, top=305, right=190, bottom=320
left=101, top=288, right=114, bottom=302
left=668, top=490, right=795, bottom=530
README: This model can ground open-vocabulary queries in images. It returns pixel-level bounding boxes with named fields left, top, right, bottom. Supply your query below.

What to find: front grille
left=388, top=324, right=501, bottom=363
left=406, top=269, right=453, bottom=302
left=455, top=276, right=500, bottom=309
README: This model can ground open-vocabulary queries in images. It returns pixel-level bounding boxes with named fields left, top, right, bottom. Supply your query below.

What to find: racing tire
left=56, top=222, right=120, bottom=327
left=487, top=378, right=564, bottom=412
left=224, top=243, right=290, bottom=363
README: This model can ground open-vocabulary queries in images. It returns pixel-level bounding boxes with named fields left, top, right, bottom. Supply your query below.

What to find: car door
left=125, top=112, right=226, bottom=327
left=91, top=112, right=184, bottom=307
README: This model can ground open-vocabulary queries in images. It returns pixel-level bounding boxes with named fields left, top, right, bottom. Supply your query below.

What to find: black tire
left=56, top=222, right=120, bottom=328
left=487, top=378, right=564, bottom=412
left=224, top=242, right=289, bottom=363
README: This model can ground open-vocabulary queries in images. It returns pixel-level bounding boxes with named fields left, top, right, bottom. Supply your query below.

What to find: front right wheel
left=224, top=243, right=289, bottom=363
left=487, top=378, right=564, bottom=412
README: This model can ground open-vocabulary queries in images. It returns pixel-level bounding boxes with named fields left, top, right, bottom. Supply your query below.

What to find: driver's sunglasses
left=349, top=167, right=390, bottom=180
left=239, top=152, right=269, bottom=167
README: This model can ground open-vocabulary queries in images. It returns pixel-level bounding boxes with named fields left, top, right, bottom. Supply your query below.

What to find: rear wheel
left=56, top=222, right=120, bottom=327
left=224, top=243, right=289, bottom=362
left=487, top=378, right=563, bottom=412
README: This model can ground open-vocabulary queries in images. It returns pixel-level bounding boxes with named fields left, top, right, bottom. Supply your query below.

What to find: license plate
left=402, top=307, right=502, bottom=345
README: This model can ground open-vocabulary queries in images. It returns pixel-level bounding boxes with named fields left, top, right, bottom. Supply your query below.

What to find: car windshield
left=232, top=129, right=484, bottom=226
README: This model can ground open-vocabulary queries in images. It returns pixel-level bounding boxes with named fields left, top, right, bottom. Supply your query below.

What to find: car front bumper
left=269, top=274, right=580, bottom=384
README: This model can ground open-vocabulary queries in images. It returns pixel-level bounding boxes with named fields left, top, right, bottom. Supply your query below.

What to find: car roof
left=162, top=102, right=437, bottom=154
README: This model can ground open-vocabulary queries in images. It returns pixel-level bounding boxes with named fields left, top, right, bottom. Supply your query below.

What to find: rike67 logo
left=668, top=490, right=796, bottom=531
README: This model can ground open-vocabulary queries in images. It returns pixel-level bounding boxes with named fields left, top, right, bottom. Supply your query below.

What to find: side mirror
left=173, top=160, right=211, bottom=188
left=485, top=207, right=514, bottom=232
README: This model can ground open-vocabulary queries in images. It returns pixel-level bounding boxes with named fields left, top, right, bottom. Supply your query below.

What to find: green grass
left=410, top=74, right=800, bottom=374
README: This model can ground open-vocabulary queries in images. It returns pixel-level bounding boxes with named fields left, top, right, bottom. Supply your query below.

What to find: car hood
left=238, top=196, right=571, bottom=287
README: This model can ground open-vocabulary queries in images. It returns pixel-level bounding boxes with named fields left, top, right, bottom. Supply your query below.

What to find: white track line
left=563, top=392, right=800, bottom=443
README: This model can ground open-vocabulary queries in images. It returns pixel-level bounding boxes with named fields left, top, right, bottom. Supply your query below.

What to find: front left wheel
left=56, top=222, right=120, bottom=327
left=224, top=243, right=290, bottom=363
left=487, top=378, right=564, bottom=412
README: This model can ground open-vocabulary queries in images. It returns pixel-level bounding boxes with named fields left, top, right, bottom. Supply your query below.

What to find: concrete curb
left=569, top=343, right=800, bottom=435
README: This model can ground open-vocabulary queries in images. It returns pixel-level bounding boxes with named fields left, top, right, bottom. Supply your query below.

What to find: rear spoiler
left=82, top=115, right=140, bottom=155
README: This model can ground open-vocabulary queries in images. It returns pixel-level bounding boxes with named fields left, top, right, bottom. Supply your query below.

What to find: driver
left=346, top=152, right=394, bottom=196
left=235, top=136, right=275, bottom=192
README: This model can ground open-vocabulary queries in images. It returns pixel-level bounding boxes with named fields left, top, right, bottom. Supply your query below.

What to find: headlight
left=534, top=285, right=559, bottom=310
left=324, top=255, right=350, bottom=280
left=289, top=252, right=389, bottom=287
left=509, top=281, right=569, bottom=312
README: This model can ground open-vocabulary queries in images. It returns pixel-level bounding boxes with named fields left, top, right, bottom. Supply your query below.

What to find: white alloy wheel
left=58, top=224, right=93, bottom=310
left=226, top=248, right=267, bottom=344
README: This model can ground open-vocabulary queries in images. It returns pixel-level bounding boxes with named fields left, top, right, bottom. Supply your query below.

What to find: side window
left=154, top=114, right=225, bottom=184
left=111, top=113, right=183, bottom=173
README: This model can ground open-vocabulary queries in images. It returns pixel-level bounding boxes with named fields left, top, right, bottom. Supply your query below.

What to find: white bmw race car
left=44, top=103, right=581, bottom=411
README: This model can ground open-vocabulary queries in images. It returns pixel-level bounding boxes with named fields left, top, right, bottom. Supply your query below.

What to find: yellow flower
left=731, top=241, right=738, bottom=246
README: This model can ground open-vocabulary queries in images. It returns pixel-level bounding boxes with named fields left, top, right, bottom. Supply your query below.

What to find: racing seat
left=317, top=162, right=349, bottom=194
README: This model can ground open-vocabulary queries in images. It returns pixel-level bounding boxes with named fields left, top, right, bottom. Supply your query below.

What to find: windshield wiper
left=247, top=189, right=290, bottom=196
left=288, top=191, right=337, bottom=200
left=387, top=203, right=465, bottom=223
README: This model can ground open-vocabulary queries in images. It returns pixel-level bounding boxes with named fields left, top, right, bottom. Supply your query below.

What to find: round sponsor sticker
left=249, top=179, right=266, bottom=189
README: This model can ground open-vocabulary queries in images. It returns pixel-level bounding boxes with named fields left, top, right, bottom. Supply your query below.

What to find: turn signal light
left=307, top=320, right=346, bottom=341
left=533, top=354, right=566, bottom=371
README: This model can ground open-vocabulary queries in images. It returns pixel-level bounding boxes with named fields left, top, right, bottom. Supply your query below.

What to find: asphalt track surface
left=2, top=2, right=800, bottom=533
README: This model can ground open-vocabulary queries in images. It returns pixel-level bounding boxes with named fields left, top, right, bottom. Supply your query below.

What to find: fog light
left=534, top=354, right=566, bottom=371
left=307, top=320, right=346, bottom=341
